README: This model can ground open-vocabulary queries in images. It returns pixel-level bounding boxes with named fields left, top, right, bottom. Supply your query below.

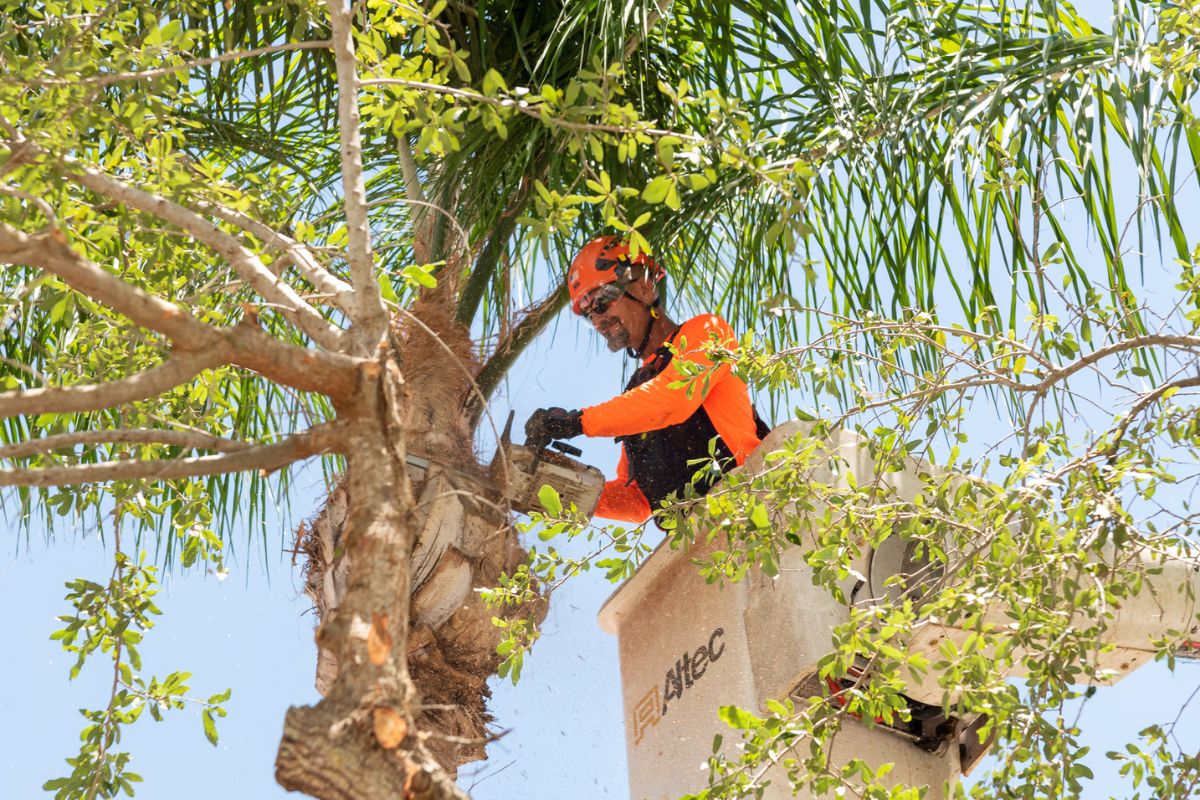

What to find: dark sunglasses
left=579, top=282, right=628, bottom=318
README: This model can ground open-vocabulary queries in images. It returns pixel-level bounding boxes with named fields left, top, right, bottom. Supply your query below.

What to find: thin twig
left=0, top=428, right=252, bottom=459
left=0, top=421, right=343, bottom=486
left=4, top=41, right=333, bottom=88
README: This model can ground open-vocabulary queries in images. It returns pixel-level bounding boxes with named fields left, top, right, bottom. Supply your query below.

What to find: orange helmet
left=567, top=236, right=663, bottom=315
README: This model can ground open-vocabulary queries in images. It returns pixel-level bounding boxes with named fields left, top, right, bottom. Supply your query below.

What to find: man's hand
left=525, top=407, right=584, bottom=444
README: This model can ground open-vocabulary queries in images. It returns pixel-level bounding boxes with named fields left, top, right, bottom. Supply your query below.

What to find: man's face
left=584, top=280, right=655, bottom=353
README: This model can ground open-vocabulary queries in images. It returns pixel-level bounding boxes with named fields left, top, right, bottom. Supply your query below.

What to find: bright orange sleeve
left=580, top=315, right=735, bottom=437
left=593, top=446, right=652, bottom=522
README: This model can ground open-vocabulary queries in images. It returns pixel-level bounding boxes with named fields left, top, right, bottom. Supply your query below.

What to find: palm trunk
left=276, top=351, right=452, bottom=797
left=286, top=294, right=543, bottom=786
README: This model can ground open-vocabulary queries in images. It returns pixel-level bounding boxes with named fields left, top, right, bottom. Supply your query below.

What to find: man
left=525, top=236, right=768, bottom=523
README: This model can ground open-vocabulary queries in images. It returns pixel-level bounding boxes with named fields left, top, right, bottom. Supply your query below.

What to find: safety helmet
left=567, top=236, right=664, bottom=315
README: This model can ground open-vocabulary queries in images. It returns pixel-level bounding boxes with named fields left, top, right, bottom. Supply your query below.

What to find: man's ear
left=625, top=274, right=659, bottom=304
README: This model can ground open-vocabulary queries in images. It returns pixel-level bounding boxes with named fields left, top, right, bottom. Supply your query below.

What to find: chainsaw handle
left=522, top=437, right=580, bottom=474
left=550, top=440, right=582, bottom=457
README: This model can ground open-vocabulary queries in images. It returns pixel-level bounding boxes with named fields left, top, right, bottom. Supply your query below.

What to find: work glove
left=525, top=407, right=584, bottom=443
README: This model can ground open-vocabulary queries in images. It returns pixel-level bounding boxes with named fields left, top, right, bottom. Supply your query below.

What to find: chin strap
left=626, top=296, right=663, bottom=359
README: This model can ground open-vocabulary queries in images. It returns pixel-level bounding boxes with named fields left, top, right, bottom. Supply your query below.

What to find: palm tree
left=212, top=0, right=1195, bottom=777
left=3, top=0, right=1196, bottom=797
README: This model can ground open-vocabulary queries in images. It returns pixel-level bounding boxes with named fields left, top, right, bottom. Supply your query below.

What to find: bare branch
left=470, top=281, right=569, bottom=415
left=327, top=0, right=388, bottom=348
left=396, top=135, right=430, bottom=264
left=195, top=201, right=356, bottom=315
left=0, top=428, right=252, bottom=459
left=624, top=0, right=674, bottom=58
left=225, top=322, right=361, bottom=399
left=1037, top=334, right=1200, bottom=389
left=0, top=223, right=221, bottom=346
left=4, top=41, right=333, bottom=88
left=0, top=184, right=58, bottom=226
left=0, top=353, right=48, bottom=383
left=58, top=157, right=351, bottom=353
left=0, top=351, right=219, bottom=420
left=0, top=422, right=342, bottom=487
left=396, top=135, right=426, bottom=208
left=1102, top=374, right=1200, bottom=460
left=0, top=223, right=363, bottom=400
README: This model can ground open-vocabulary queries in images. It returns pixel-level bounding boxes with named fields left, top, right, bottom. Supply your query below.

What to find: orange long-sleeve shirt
left=581, top=314, right=762, bottom=522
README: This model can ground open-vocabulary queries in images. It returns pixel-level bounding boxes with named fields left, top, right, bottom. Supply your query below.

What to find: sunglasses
left=579, top=282, right=628, bottom=318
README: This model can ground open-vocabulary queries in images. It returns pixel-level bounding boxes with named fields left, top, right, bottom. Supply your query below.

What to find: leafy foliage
left=44, top=540, right=230, bottom=799
left=4, top=0, right=1200, bottom=797
left=488, top=232, right=1200, bottom=796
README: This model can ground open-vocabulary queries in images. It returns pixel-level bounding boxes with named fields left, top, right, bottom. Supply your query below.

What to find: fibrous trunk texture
left=298, top=300, right=542, bottom=772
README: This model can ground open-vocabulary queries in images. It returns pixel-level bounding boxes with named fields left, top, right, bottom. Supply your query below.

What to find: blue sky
left=5, top=278, right=1199, bottom=799
left=4, top=0, right=1200, bottom=794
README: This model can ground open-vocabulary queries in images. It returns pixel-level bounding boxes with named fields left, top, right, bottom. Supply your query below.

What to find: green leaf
left=664, top=185, right=681, bottom=211
left=537, top=484, right=562, bottom=516
left=207, top=688, right=232, bottom=704
left=377, top=274, right=398, bottom=304
left=402, top=264, right=438, bottom=289
left=202, top=708, right=218, bottom=745
left=482, top=68, right=507, bottom=95
left=717, top=705, right=761, bottom=729
left=642, top=175, right=673, bottom=204
left=49, top=296, right=70, bottom=324
left=750, top=504, right=770, bottom=529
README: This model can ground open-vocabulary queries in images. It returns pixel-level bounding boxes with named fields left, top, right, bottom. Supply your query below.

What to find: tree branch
left=0, top=422, right=342, bottom=487
left=1035, top=334, right=1200, bottom=389
left=361, top=77, right=705, bottom=142
left=0, top=224, right=363, bottom=400
left=58, top=157, right=350, bottom=353
left=4, top=41, right=333, bottom=88
left=454, top=151, right=545, bottom=326
left=194, top=201, right=356, bottom=315
left=226, top=323, right=362, bottom=400
left=0, top=184, right=58, bottom=226
left=624, top=0, right=674, bottom=58
left=327, top=0, right=388, bottom=348
left=0, top=428, right=251, bottom=460
left=467, top=281, right=569, bottom=423
left=1102, top=374, right=1200, bottom=460
left=0, top=351, right=220, bottom=421
left=0, top=223, right=222, bottom=347
left=396, top=135, right=430, bottom=265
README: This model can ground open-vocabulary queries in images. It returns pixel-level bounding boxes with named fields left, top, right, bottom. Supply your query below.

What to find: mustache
left=595, top=319, right=630, bottom=350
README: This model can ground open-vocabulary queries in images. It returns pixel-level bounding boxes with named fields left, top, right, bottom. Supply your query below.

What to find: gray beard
left=598, top=321, right=631, bottom=351
left=602, top=328, right=629, bottom=352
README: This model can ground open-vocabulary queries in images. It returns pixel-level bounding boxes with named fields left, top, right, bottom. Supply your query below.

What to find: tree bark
left=277, top=357, right=471, bottom=799
left=278, top=296, right=541, bottom=794
left=291, top=294, right=544, bottom=782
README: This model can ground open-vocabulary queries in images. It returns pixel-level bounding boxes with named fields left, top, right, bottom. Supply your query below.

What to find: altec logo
left=632, top=627, right=726, bottom=745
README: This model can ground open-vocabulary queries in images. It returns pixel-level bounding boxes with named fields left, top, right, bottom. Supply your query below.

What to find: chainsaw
left=487, top=411, right=605, bottom=517
left=404, top=411, right=604, bottom=518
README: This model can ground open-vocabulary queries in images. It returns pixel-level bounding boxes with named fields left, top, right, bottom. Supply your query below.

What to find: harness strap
left=625, top=296, right=664, bottom=359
